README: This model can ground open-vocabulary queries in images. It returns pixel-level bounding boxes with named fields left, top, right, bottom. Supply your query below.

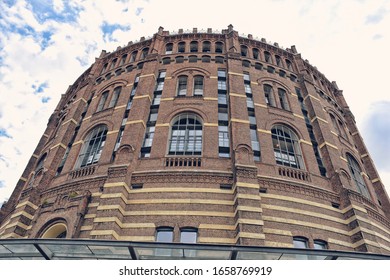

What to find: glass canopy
left=0, top=239, right=389, bottom=260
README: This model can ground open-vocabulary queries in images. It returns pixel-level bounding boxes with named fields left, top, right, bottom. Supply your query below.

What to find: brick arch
left=97, top=79, right=128, bottom=95
left=257, top=77, right=292, bottom=93
left=171, top=66, right=211, bottom=78
left=265, top=120, right=305, bottom=140
left=163, top=107, right=209, bottom=124
left=36, top=218, right=68, bottom=238
left=78, top=122, right=111, bottom=142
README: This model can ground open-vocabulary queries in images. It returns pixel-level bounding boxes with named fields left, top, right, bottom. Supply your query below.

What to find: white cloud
left=0, top=0, right=389, bottom=203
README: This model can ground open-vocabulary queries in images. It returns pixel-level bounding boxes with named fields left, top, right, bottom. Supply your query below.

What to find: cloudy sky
left=0, top=0, right=389, bottom=204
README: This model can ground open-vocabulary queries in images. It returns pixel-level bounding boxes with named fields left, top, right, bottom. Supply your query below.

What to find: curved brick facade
left=1, top=25, right=390, bottom=255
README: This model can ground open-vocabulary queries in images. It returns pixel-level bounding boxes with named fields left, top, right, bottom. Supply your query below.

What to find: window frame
left=76, top=125, right=108, bottom=168
left=168, top=113, right=203, bottom=156
left=271, top=124, right=304, bottom=169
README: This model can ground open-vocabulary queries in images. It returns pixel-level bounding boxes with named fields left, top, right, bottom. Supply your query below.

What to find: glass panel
left=4, top=244, right=39, bottom=254
left=237, top=251, right=281, bottom=260
left=88, top=246, right=132, bottom=258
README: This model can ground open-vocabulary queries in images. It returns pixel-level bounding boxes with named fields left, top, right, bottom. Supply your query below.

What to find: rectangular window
left=218, top=69, right=226, bottom=78
left=180, top=229, right=197, bottom=243
left=218, top=126, right=230, bottom=147
left=142, top=126, right=155, bottom=147
left=244, top=84, right=252, bottom=94
left=246, top=97, right=254, bottom=109
left=156, top=81, right=164, bottom=91
left=218, top=80, right=227, bottom=90
left=218, top=94, right=227, bottom=105
left=159, top=71, right=166, bottom=79
left=152, top=94, right=161, bottom=106
left=148, top=112, right=158, bottom=123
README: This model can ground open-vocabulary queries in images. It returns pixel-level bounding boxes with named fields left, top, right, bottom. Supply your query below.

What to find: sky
left=0, top=0, right=389, bottom=205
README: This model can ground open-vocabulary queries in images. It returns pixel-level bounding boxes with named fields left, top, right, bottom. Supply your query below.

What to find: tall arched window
left=202, top=41, right=211, bottom=52
left=347, top=154, right=370, bottom=198
left=165, top=43, right=173, bottom=54
left=264, top=51, right=272, bottom=63
left=215, top=42, right=223, bottom=53
left=272, top=124, right=304, bottom=169
left=241, top=45, right=248, bottom=56
left=177, top=75, right=188, bottom=96
left=190, top=41, right=198, bottom=52
left=140, top=47, right=149, bottom=59
left=169, top=113, right=203, bottom=155
left=264, top=84, right=276, bottom=107
left=129, top=51, right=137, bottom=62
left=193, top=75, right=204, bottom=96
left=108, top=86, right=122, bottom=108
left=76, top=125, right=108, bottom=168
left=178, top=42, right=186, bottom=53
left=253, top=48, right=260, bottom=59
left=35, top=153, right=47, bottom=172
left=96, top=91, right=109, bottom=112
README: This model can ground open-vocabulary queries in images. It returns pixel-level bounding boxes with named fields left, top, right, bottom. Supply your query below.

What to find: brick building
left=1, top=25, right=390, bottom=257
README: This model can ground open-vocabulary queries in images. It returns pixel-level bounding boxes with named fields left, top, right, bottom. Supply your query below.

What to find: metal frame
left=1, top=239, right=390, bottom=260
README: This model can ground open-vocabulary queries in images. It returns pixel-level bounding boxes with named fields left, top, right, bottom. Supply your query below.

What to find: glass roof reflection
left=0, top=239, right=389, bottom=260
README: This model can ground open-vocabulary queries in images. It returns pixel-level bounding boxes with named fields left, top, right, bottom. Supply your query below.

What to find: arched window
left=119, top=54, right=127, bottom=66
left=190, top=41, right=198, bottom=52
left=242, top=60, right=250, bottom=67
left=277, top=88, right=290, bottom=110
left=175, top=56, right=184, bottom=63
left=41, top=222, right=67, bottom=238
left=272, top=124, right=304, bottom=169
left=129, top=51, right=137, bottom=62
left=215, top=56, right=224, bottom=64
left=240, top=45, right=248, bottom=57
left=76, top=125, right=108, bottom=168
left=108, top=86, right=122, bottom=108
left=347, top=154, right=370, bottom=198
left=193, top=76, right=204, bottom=96
left=255, top=63, right=263, bottom=70
left=264, top=84, right=276, bottom=107
left=188, top=55, right=197, bottom=63
left=285, top=59, right=293, bottom=70
left=140, top=48, right=149, bottom=59
left=35, top=153, right=47, bottom=172
left=330, top=113, right=348, bottom=139
left=215, top=42, right=224, bottom=53
left=110, top=58, right=117, bottom=70
left=96, top=91, right=109, bottom=112
left=162, top=57, right=171, bottom=65
left=201, top=55, right=211, bottom=63
left=169, top=113, right=203, bottom=155
left=165, top=43, right=173, bottom=54
left=202, top=41, right=211, bottom=52
left=177, top=76, right=188, bottom=96
left=253, top=48, right=260, bottom=59
left=275, top=55, right=282, bottom=67
left=178, top=42, right=186, bottom=53
left=100, top=63, right=108, bottom=74
left=264, top=51, right=272, bottom=63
